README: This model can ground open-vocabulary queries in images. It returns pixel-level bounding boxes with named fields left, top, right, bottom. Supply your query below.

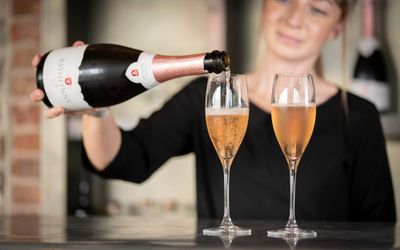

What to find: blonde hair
left=336, top=0, right=357, bottom=115
left=316, top=0, right=357, bottom=78
left=310, top=0, right=357, bottom=116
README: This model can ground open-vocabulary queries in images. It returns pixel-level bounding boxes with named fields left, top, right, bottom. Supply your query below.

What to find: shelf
left=381, top=114, right=400, bottom=140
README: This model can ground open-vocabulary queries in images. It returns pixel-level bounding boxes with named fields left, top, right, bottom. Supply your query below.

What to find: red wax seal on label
left=64, top=77, right=72, bottom=85
left=131, top=69, right=139, bottom=77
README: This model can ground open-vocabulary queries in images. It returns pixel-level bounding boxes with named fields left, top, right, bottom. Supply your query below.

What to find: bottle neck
left=151, top=51, right=229, bottom=83
left=362, top=0, right=376, bottom=38
left=152, top=54, right=206, bottom=83
left=204, top=50, right=229, bottom=73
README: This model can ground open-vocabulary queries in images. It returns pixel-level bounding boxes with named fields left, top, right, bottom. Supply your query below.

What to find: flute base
left=267, top=227, right=317, bottom=238
left=203, top=225, right=251, bottom=236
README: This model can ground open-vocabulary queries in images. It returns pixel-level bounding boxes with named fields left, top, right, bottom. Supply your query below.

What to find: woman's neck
left=257, top=52, right=318, bottom=86
left=249, top=52, right=317, bottom=97
left=247, top=52, right=337, bottom=112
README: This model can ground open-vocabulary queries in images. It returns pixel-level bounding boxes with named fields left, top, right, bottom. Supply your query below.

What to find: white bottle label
left=351, top=79, right=390, bottom=112
left=125, top=52, right=159, bottom=89
left=42, top=45, right=92, bottom=111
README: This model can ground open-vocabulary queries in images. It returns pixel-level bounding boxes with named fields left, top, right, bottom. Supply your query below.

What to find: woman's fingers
left=73, top=40, right=85, bottom=47
left=31, top=53, right=41, bottom=68
left=44, top=107, right=65, bottom=118
left=43, top=106, right=97, bottom=119
left=65, top=109, right=97, bottom=117
left=30, top=89, right=44, bottom=102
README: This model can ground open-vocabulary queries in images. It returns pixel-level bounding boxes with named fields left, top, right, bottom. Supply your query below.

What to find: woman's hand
left=30, top=41, right=102, bottom=118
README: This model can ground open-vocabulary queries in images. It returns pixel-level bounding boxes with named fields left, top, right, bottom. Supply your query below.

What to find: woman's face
left=263, top=0, right=343, bottom=62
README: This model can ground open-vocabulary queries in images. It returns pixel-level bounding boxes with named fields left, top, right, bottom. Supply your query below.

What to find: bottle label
left=351, top=79, right=390, bottom=112
left=125, top=52, right=159, bottom=89
left=42, top=45, right=92, bottom=111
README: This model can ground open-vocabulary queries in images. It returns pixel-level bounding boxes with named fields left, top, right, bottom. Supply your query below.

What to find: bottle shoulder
left=358, top=37, right=380, bottom=57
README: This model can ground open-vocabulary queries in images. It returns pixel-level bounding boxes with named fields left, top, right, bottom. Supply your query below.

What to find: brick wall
left=0, top=0, right=7, bottom=214
left=0, top=0, right=42, bottom=215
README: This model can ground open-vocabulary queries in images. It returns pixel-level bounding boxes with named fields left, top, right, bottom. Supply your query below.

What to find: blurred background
left=0, top=0, right=399, bottom=219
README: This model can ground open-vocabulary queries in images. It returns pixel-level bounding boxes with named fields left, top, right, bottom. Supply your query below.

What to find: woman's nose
left=284, top=4, right=304, bottom=28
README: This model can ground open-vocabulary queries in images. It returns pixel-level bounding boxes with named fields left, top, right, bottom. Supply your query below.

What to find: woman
left=31, top=0, right=395, bottom=221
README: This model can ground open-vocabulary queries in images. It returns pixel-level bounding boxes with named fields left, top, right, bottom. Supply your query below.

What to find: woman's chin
left=270, top=47, right=308, bottom=62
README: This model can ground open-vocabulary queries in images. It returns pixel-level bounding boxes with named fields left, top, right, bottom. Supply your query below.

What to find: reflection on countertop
left=0, top=215, right=398, bottom=249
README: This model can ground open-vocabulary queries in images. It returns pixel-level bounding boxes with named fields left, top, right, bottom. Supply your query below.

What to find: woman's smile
left=276, top=31, right=304, bottom=46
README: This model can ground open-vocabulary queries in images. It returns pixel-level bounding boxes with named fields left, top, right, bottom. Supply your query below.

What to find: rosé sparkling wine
left=268, top=73, right=317, bottom=238
left=203, top=73, right=251, bottom=237
left=271, top=104, right=316, bottom=164
left=206, top=108, right=248, bottom=169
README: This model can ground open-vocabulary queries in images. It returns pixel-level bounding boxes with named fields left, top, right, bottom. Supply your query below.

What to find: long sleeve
left=347, top=99, right=396, bottom=221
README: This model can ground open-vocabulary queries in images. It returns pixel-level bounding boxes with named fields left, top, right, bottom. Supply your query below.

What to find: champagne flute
left=203, top=73, right=251, bottom=236
left=267, top=73, right=317, bottom=238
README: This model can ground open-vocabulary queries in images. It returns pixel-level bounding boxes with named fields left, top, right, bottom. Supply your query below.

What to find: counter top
left=0, top=216, right=398, bottom=249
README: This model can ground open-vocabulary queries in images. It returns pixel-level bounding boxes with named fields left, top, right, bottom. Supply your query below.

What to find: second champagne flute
left=267, top=73, right=317, bottom=238
left=203, top=73, right=251, bottom=236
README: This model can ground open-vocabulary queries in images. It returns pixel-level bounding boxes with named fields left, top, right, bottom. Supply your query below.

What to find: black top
left=83, top=77, right=396, bottom=221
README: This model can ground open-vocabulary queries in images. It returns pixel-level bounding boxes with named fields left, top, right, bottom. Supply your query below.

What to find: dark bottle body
left=354, top=49, right=387, bottom=82
left=351, top=0, right=391, bottom=112
left=352, top=40, right=391, bottom=113
left=75, top=44, right=147, bottom=108
left=36, top=44, right=229, bottom=111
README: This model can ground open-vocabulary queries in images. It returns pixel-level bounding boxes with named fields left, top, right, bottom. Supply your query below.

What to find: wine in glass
left=267, top=73, right=317, bottom=238
left=203, top=73, right=251, bottom=236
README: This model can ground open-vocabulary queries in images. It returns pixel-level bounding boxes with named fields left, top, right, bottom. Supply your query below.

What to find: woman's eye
left=275, top=0, right=290, bottom=4
left=310, top=6, right=328, bottom=16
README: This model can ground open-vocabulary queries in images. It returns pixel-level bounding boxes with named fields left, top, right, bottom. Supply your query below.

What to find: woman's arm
left=81, top=78, right=206, bottom=183
left=81, top=110, right=122, bottom=171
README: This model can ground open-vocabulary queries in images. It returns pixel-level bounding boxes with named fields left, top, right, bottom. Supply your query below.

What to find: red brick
left=0, top=19, right=5, bottom=35
left=12, top=47, right=39, bottom=69
left=0, top=1, right=4, bottom=14
left=0, top=56, right=3, bottom=71
left=12, top=185, right=40, bottom=204
left=12, top=0, right=40, bottom=16
left=11, top=75, right=37, bottom=96
left=0, top=136, right=4, bottom=159
left=9, top=215, right=40, bottom=237
left=11, top=104, right=40, bottom=124
left=11, top=18, right=40, bottom=43
left=13, top=134, right=39, bottom=150
left=10, top=205, right=40, bottom=216
left=12, top=158, right=39, bottom=177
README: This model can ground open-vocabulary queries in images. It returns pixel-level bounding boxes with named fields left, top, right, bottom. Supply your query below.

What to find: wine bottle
left=36, top=44, right=229, bottom=111
left=351, top=0, right=391, bottom=113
